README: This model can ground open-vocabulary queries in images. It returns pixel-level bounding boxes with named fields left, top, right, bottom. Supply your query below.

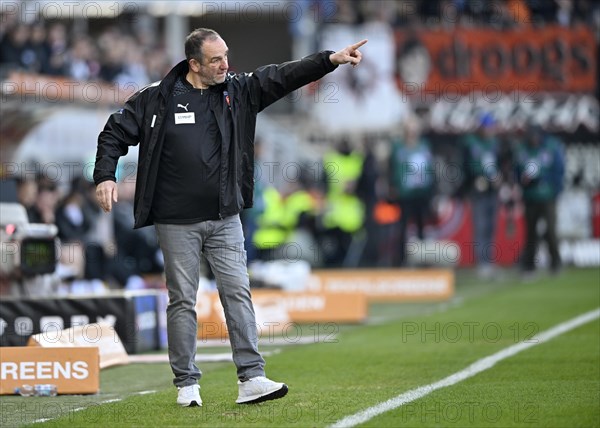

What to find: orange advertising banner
left=309, top=269, right=454, bottom=302
left=0, top=347, right=99, bottom=395
left=251, top=290, right=367, bottom=323
left=196, top=291, right=367, bottom=340
left=395, top=25, right=596, bottom=93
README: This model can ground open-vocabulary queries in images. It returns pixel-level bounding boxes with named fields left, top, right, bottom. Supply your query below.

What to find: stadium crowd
left=9, top=114, right=566, bottom=292
left=325, top=0, right=597, bottom=28
left=1, top=0, right=595, bottom=293
left=1, top=1, right=598, bottom=82
left=0, top=15, right=171, bottom=85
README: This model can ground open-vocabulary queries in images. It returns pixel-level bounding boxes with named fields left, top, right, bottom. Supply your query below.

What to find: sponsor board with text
left=308, top=269, right=454, bottom=301
left=0, top=346, right=99, bottom=395
left=196, top=291, right=367, bottom=340
left=0, top=291, right=160, bottom=354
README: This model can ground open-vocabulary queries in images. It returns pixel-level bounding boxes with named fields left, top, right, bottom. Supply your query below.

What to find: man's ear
left=188, top=58, right=201, bottom=73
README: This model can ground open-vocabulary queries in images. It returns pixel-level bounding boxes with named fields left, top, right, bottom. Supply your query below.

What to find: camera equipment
left=0, top=203, right=57, bottom=278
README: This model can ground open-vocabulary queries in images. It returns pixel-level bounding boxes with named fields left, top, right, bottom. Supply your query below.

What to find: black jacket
left=94, top=51, right=337, bottom=228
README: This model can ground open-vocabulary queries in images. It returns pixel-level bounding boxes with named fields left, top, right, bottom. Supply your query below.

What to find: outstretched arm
left=247, top=39, right=368, bottom=112
left=329, top=39, right=368, bottom=66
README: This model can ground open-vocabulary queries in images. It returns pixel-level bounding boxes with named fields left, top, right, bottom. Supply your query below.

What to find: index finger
left=350, top=39, right=368, bottom=50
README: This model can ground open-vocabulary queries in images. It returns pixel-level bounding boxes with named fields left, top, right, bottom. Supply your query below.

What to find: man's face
left=191, top=37, right=229, bottom=86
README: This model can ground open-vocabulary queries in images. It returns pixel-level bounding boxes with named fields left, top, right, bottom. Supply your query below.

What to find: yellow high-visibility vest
left=323, top=151, right=364, bottom=195
left=253, top=187, right=288, bottom=249
left=323, top=193, right=365, bottom=233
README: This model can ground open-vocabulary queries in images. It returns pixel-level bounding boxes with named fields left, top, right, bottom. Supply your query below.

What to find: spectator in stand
left=97, top=28, right=129, bottom=83
left=67, top=36, right=100, bottom=81
left=15, top=177, right=38, bottom=216
left=54, top=176, right=91, bottom=244
left=356, top=136, right=380, bottom=266
left=145, top=49, right=171, bottom=82
left=388, top=117, right=435, bottom=266
left=113, top=37, right=149, bottom=87
left=515, top=125, right=565, bottom=279
left=0, top=23, right=30, bottom=71
left=27, top=22, right=50, bottom=74
left=458, top=112, right=502, bottom=279
left=554, top=0, right=586, bottom=27
left=27, top=176, right=59, bottom=225
left=0, top=22, right=53, bottom=74
left=54, top=176, right=93, bottom=283
left=0, top=11, right=18, bottom=42
left=44, top=23, right=68, bottom=76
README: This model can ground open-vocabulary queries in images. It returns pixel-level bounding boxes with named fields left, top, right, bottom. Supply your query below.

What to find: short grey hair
left=185, top=28, right=221, bottom=63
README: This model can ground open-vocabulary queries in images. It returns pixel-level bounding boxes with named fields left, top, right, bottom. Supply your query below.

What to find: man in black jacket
left=94, top=28, right=366, bottom=407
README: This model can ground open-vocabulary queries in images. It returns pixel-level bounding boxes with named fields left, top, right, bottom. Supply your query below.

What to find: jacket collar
left=159, top=59, right=234, bottom=97
left=159, top=59, right=189, bottom=98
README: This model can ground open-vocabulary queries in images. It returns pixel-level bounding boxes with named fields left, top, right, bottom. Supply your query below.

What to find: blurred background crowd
left=1, top=1, right=597, bottom=84
left=1, top=0, right=598, bottom=295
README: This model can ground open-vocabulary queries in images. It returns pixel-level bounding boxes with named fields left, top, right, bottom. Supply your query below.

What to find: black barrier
left=0, top=292, right=161, bottom=354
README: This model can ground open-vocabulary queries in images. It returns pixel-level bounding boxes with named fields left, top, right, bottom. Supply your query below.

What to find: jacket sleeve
left=247, top=51, right=338, bottom=112
left=93, top=89, right=146, bottom=185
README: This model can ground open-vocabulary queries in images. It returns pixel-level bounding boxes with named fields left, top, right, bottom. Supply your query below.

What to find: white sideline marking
left=31, top=391, right=158, bottom=425
left=32, top=398, right=123, bottom=424
left=330, top=308, right=600, bottom=428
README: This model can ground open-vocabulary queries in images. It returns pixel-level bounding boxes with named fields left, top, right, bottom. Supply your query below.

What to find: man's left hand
left=329, top=39, right=368, bottom=67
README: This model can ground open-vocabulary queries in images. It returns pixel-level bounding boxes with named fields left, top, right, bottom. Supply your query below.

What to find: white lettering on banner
left=0, top=361, right=89, bottom=380
left=559, top=239, right=600, bottom=267
left=95, top=314, right=116, bottom=327
left=136, top=311, right=157, bottom=330
left=36, top=361, right=52, bottom=379
left=0, top=314, right=116, bottom=337
left=70, top=314, right=90, bottom=327
left=14, top=317, right=33, bottom=336
left=324, top=279, right=447, bottom=295
left=72, top=361, right=89, bottom=379
left=20, top=362, right=35, bottom=379
left=1, top=362, right=17, bottom=379
left=282, top=296, right=326, bottom=312
left=428, top=93, right=599, bottom=133
left=40, top=316, right=64, bottom=333
left=0, top=318, right=7, bottom=335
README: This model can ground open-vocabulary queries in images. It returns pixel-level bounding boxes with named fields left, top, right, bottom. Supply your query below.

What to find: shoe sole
left=237, top=384, right=288, bottom=404
left=178, top=400, right=202, bottom=407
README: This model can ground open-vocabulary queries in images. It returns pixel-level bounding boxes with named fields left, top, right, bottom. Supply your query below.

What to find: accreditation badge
left=174, top=112, right=195, bottom=124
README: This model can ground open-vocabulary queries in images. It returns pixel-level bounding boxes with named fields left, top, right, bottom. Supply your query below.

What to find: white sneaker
left=177, top=384, right=202, bottom=407
left=236, top=376, right=288, bottom=404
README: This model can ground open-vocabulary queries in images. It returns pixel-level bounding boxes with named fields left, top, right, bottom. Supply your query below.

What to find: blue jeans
left=155, top=215, right=265, bottom=387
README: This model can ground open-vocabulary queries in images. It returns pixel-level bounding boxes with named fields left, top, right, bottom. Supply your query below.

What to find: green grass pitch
left=1, top=267, right=598, bottom=427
